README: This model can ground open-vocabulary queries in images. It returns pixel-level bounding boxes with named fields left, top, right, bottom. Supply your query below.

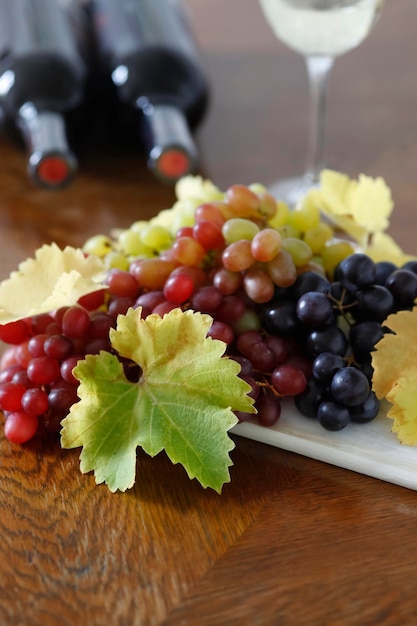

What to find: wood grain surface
left=1, top=1, right=417, bottom=625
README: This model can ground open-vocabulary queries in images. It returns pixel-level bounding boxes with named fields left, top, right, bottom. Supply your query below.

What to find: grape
left=222, top=240, right=254, bottom=272
left=312, top=352, right=345, bottom=383
left=226, top=184, right=261, bottom=218
left=44, top=335, right=74, bottom=360
left=129, top=258, right=176, bottom=290
left=172, top=236, right=206, bottom=267
left=0, top=320, right=31, bottom=345
left=282, top=237, right=313, bottom=267
left=349, top=391, right=380, bottom=423
left=271, top=364, right=307, bottom=396
left=28, top=333, right=49, bottom=357
left=0, top=381, right=26, bottom=412
left=256, top=392, right=281, bottom=427
left=321, top=241, right=355, bottom=277
left=318, top=401, right=350, bottom=431
left=330, top=367, right=370, bottom=406
left=78, top=289, right=107, bottom=311
left=193, top=220, right=225, bottom=250
left=213, top=268, right=242, bottom=295
left=190, top=286, right=223, bottom=313
left=336, top=253, right=376, bottom=290
left=354, top=285, right=394, bottom=322
left=89, top=313, right=113, bottom=339
left=27, top=356, right=61, bottom=385
left=207, top=321, right=234, bottom=344
left=105, top=269, right=139, bottom=298
left=21, top=388, right=49, bottom=417
left=170, top=265, right=207, bottom=289
left=215, top=295, right=246, bottom=323
left=296, top=292, right=333, bottom=327
left=349, top=321, right=384, bottom=359
left=243, top=269, right=275, bottom=304
left=231, top=309, right=262, bottom=334
left=48, top=383, right=79, bottom=416
left=4, top=411, right=39, bottom=444
left=306, top=327, right=347, bottom=358
left=139, top=224, right=172, bottom=251
left=61, top=356, right=83, bottom=384
left=163, top=273, right=194, bottom=304
left=290, top=202, right=320, bottom=232
left=384, top=268, right=417, bottom=307
left=232, top=355, right=254, bottom=376
left=264, top=335, right=288, bottom=363
left=267, top=250, right=297, bottom=287
left=263, top=300, right=300, bottom=336
left=194, top=202, right=226, bottom=228
left=83, top=234, right=113, bottom=257
left=294, top=379, right=328, bottom=417
left=250, top=228, right=282, bottom=262
left=374, top=261, right=397, bottom=285
left=302, top=222, right=333, bottom=254
left=290, top=271, right=331, bottom=299
left=62, top=306, right=90, bottom=339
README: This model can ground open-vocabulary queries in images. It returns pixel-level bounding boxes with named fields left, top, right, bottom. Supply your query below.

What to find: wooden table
left=1, top=1, right=417, bottom=624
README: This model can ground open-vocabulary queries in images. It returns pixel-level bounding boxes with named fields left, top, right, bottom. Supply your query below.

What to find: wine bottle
left=0, top=0, right=89, bottom=189
left=89, top=0, right=209, bottom=183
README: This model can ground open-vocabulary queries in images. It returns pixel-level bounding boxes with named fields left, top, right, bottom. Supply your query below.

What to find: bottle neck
left=17, top=102, right=77, bottom=189
left=138, top=99, right=198, bottom=183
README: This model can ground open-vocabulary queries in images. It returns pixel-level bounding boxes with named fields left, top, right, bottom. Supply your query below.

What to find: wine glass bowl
left=259, top=0, right=383, bottom=205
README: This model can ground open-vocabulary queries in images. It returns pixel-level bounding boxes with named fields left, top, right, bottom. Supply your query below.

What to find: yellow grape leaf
left=348, top=174, right=393, bottom=233
left=308, top=169, right=394, bottom=248
left=372, top=308, right=417, bottom=444
left=385, top=374, right=417, bottom=445
left=0, top=243, right=106, bottom=324
left=366, top=232, right=417, bottom=266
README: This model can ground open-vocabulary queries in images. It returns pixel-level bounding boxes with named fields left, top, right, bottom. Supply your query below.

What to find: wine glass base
left=267, top=175, right=319, bottom=207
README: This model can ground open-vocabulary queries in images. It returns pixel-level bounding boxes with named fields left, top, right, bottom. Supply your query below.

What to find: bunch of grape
left=0, top=182, right=416, bottom=444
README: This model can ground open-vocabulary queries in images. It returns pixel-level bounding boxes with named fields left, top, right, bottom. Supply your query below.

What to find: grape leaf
left=0, top=243, right=106, bottom=324
left=61, top=307, right=255, bottom=493
left=150, top=175, right=224, bottom=233
left=307, top=169, right=394, bottom=248
left=372, top=308, right=417, bottom=444
left=365, top=232, right=417, bottom=266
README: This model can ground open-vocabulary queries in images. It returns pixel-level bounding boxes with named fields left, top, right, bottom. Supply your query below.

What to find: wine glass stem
left=304, top=55, right=335, bottom=186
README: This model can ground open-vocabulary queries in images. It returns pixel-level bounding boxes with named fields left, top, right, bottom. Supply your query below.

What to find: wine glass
left=258, top=0, right=384, bottom=205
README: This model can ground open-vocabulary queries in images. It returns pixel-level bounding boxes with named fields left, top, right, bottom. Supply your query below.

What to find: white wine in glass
left=259, top=0, right=383, bottom=205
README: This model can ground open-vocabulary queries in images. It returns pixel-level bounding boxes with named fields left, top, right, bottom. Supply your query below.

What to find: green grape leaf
left=61, top=308, right=255, bottom=493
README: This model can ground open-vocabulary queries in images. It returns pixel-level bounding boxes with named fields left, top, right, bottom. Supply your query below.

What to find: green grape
left=139, top=224, right=173, bottom=251
left=322, top=240, right=355, bottom=277
left=231, top=308, right=262, bottom=334
left=267, top=201, right=290, bottom=229
left=104, top=251, right=129, bottom=271
left=276, top=223, right=300, bottom=240
left=83, top=234, right=113, bottom=257
left=117, top=229, right=154, bottom=257
left=289, top=201, right=320, bottom=232
left=303, top=222, right=334, bottom=254
left=282, top=237, right=313, bottom=267
left=222, top=218, right=260, bottom=244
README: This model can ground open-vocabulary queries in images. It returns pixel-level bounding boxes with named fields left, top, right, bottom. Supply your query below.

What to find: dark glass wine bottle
left=89, top=0, right=209, bottom=183
left=0, top=0, right=89, bottom=189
